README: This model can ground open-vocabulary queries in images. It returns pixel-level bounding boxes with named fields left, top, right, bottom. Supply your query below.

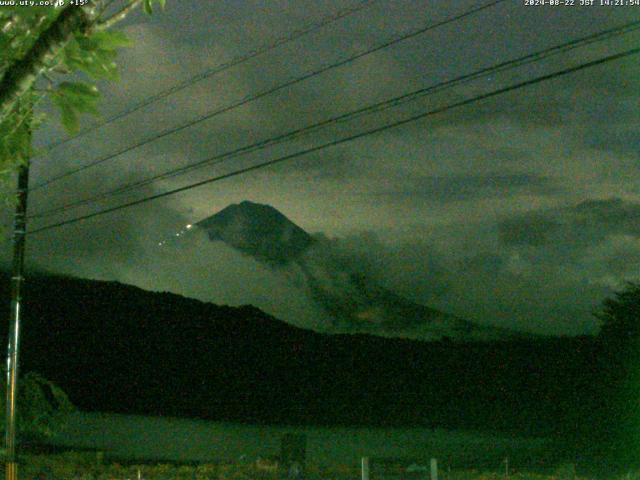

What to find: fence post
left=430, top=458, right=438, bottom=480
left=362, top=457, right=370, bottom=480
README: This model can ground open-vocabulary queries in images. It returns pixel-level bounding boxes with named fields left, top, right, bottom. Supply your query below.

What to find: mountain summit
left=196, top=201, right=314, bottom=265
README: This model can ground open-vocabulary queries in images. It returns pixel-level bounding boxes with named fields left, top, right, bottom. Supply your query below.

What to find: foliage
left=0, top=371, right=75, bottom=441
left=596, top=282, right=640, bottom=346
left=0, top=7, right=61, bottom=72
left=0, top=0, right=166, bottom=178
left=6, top=457, right=603, bottom=480
left=593, top=282, right=640, bottom=464
left=51, top=81, right=100, bottom=133
left=0, top=89, right=36, bottom=176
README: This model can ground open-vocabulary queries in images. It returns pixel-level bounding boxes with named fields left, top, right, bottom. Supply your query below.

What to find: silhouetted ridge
left=0, top=272, right=603, bottom=438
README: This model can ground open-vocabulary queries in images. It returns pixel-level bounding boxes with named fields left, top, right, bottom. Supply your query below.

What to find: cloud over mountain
left=195, top=201, right=515, bottom=341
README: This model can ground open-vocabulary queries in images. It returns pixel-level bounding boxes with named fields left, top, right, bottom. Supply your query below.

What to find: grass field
left=39, top=412, right=632, bottom=479
left=48, top=412, right=557, bottom=467
left=6, top=452, right=614, bottom=480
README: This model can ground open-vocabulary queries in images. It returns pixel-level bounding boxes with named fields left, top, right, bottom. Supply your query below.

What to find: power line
left=28, top=18, right=640, bottom=220
left=27, top=46, right=640, bottom=236
left=39, top=0, right=377, bottom=154
left=30, top=0, right=508, bottom=192
left=33, top=0, right=505, bottom=189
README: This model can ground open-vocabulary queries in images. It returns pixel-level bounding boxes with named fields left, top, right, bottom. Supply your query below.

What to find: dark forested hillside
left=0, top=273, right=606, bottom=441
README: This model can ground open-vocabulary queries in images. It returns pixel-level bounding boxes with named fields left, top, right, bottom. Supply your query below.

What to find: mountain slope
left=196, top=201, right=314, bottom=265
left=196, top=201, right=516, bottom=341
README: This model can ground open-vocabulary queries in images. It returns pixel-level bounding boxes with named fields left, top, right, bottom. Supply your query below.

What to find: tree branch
left=95, top=0, right=143, bottom=31
left=0, top=3, right=98, bottom=123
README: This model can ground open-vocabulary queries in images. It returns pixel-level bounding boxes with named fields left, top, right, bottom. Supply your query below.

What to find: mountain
left=196, top=201, right=516, bottom=341
left=0, top=273, right=601, bottom=438
left=196, top=201, right=315, bottom=265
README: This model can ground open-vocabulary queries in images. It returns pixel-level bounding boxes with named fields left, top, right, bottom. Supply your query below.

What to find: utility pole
left=4, top=161, right=29, bottom=480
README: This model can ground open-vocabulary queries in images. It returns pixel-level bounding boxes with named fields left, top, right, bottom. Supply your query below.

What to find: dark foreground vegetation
left=0, top=274, right=638, bottom=469
left=0, top=452, right=616, bottom=480
left=1, top=451, right=635, bottom=480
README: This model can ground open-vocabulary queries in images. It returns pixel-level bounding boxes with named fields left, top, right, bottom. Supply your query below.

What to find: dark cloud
left=499, top=198, right=640, bottom=247
left=7, top=0, right=638, bottom=337
left=373, top=173, right=560, bottom=202
left=311, top=198, right=640, bottom=335
left=499, top=214, right=561, bottom=247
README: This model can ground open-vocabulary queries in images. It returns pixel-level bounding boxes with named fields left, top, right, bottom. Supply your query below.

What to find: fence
left=361, top=457, right=439, bottom=480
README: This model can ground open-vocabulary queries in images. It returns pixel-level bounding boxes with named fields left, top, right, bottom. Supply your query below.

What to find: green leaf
left=75, top=30, right=131, bottom=52
left=61, top=36, right=85, bottom=70
left=0, top=11, right=54, bottom=65
left=30, top=111, right=47, bottom=131
left=51, top=81, right=100, bottom=134
left=56, top=81, right=100, bottom=114
left=0, top=0, right=166, bottom=185
left=89, top=30, right=131, bottom=50
left=52, top=94, right=79, bottom=134
left=62, top=36, right=120, bottom=81
left=0, top=115, right=32, bottom=168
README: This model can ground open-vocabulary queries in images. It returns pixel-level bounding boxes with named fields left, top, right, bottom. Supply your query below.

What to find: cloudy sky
left=5, top=0, right=639, bottom=336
